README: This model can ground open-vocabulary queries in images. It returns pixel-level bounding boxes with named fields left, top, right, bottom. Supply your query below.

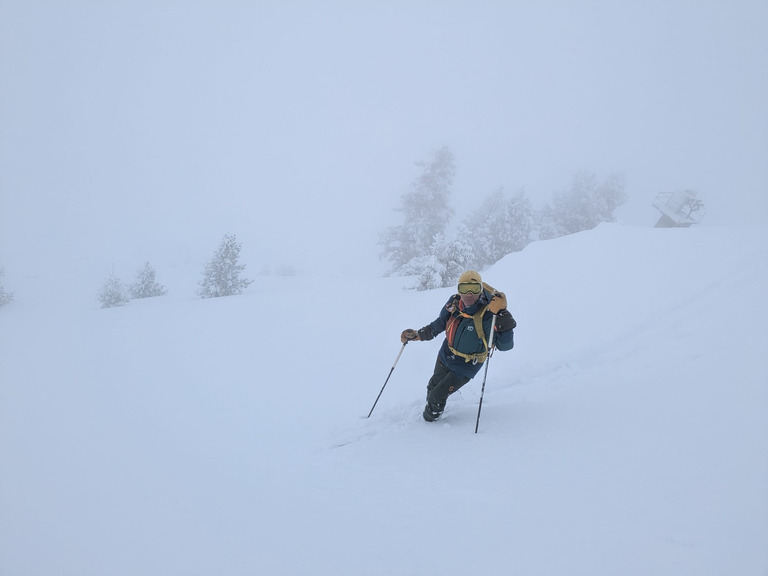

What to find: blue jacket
left=422, top=289, right=514, bottom=379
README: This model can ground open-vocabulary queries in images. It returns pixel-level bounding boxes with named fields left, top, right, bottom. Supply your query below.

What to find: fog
left=1, top=1, right=767, bottom=280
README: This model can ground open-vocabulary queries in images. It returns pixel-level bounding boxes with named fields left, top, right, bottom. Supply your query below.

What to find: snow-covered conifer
left=537, top=172, right=626, bottom=240
left=505, top=189, right=534, bottom=253
left=412, top=226, right=476, bottom=290
left=130, top=262, right=168, bottom=299
left=0, top=268, right=13, bottom=306
left=438, top=225, right=476, bottom=286
left=464, top=189, right=508, bottom=266
left=380, top=146, right=456, bottom=276
left=463, top=188, right=533, bottom=267
left=198, top=234, right=253, bottom=298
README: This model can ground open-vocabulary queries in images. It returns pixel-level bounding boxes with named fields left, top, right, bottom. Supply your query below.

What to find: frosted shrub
left=98, top=273, right=129, bottom=308
left=130, top=262, right=168, bottom=299
left=198, top=234, right=253, bottom=298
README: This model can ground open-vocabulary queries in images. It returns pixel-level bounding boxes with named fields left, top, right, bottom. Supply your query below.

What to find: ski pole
left=474, top=314, right=497, bottom=433
left=367, top=341, right=408, bottom=418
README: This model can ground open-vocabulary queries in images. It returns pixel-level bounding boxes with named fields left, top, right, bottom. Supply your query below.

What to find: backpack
left=446, top=281, right=497, bottom=364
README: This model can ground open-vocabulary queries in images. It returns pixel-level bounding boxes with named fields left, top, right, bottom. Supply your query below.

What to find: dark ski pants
left=426, top=357, right=471, bottom=413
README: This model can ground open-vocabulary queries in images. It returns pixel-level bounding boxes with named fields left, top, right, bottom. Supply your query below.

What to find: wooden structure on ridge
left=652, top=190, right=706, bottom=228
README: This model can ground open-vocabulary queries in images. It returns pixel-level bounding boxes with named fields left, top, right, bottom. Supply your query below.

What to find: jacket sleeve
left=491, top=310, right=514, bottom=351
left=418, top=296, right=455, bottom=341
left=494, top=327, right=514, bottom=351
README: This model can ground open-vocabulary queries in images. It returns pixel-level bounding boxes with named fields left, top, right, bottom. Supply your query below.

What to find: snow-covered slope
left=1, top=224, right=767, bottom=575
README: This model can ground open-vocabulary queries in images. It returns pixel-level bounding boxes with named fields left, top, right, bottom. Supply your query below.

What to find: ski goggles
left=457, top=282, right=482, bottom=295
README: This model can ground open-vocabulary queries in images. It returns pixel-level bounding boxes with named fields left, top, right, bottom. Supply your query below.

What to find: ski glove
left=488, top=291, right=507, bottom=314
left=417, top=325, right=435, bottom=341
left=401, top=329, right=420, bottom=343
left=495, top=309, right=517, bottom=333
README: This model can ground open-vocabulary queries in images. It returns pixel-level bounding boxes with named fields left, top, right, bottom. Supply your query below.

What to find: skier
left=401, top=270, right=516, bottom=421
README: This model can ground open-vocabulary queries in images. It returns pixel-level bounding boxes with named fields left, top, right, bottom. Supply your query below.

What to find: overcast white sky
left=1, top=0, right=766, bottom=277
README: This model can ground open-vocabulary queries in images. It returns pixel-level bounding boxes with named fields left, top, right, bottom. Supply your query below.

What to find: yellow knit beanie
left=458, top=270, right=482, bottom=285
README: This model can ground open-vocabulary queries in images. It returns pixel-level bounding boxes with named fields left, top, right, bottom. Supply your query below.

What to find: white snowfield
left=1, top=223, right=766, bottom=576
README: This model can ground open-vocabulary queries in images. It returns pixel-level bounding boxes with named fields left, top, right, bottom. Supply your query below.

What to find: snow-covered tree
left=380, top=146, right=456, bottom=275
left=410, top=225, right=476, bottom=291
left=505, top=189, right=534, bottom=253
left=591, top=172, right=627, bottom=222
left=98, top=273, right=129, bottom=308
left=198, top=234, right=253, bottom=298
left=130, top=262, right=168, bottom=299
left=463, top=188, right=534, bottom=267
left=408, top=253, right=443, bottom=291
left=0, top=268, right=13, bottom=307
left=438, top=224, right=476, bottom=286
left=537, top=172, right=626, bottom=240
left=465, top=189, right=510, bottom=266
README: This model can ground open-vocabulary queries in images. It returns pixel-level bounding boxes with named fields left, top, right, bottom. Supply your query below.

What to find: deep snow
left=1, top=223, right=767, bottom=575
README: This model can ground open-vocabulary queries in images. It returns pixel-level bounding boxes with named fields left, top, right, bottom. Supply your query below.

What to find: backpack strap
left=473, top=282, right=497, bottom=349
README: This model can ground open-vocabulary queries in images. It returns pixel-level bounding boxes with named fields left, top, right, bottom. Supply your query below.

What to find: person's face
left=460, top=291, right=480, bottom=306
left=458, top=282, right=482, bottom=306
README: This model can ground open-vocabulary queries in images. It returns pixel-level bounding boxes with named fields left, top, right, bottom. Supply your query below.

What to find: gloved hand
left=488, top=291, right=507, bottom=314
left=401, top=329, right=420, bottom=343
left=494, top=309, right=517, bottom=332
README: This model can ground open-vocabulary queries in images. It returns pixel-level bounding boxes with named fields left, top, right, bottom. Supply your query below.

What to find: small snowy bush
left=98, top=273, right=129, bottom=308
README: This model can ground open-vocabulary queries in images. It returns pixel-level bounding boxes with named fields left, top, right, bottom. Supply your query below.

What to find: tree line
left=96, top=234, right=253, bottom=308
left=0, top=234, right=257, bottom=309
left=379, top=146, right=626, bottom=289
